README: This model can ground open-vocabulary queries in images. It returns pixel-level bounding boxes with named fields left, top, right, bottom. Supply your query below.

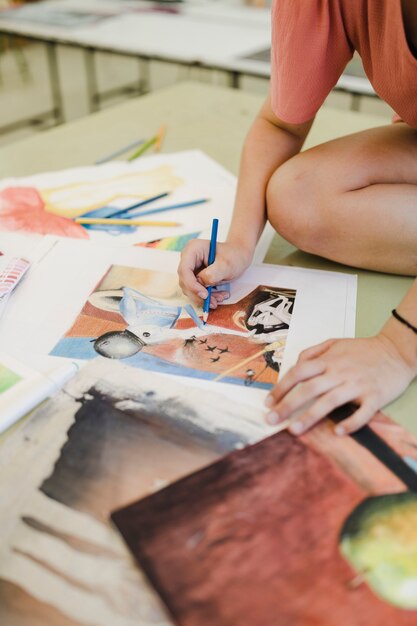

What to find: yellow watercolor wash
left=40, top=166, right=184, bottom=218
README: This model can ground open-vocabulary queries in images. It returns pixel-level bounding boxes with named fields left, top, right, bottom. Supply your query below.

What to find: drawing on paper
left=0, top=363, right=21, bottom=394
left=50, top=264, right=296, bottom=389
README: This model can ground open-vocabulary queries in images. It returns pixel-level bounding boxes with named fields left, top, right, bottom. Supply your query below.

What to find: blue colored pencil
left=95, top=138, right=145, bottom=164
left=116, top=197, right=209, bottom=220
left=80, top=192, right=170, bottom=220
left=203, top=218, right=219, bottom=325
left=105, top=193, right=170, bottom=219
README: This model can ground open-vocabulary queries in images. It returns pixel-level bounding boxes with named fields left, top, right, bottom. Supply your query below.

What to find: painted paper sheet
left=0, top=360, right=269, bottom=626
left=112, top=409, right=417, bottom=626
left=0, top=150, right=259, bottom=252
left=0, top=237, right=356, bottom=407
left=50, top=263, right=297, bottom=390
left=1, top=361, right=417, bottom=626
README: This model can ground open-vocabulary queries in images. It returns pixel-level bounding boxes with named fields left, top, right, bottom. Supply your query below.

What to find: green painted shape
left=0, top=363, right=21, bottom=394
left=340, top=493, right=417, bottom=609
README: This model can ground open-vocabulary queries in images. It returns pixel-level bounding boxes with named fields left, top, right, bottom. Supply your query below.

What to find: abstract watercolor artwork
left=50, top=263, right=296, bottom=389
left=135, top=231, right=201, bottom=251
left=0, top=360, right=268, bottom=626
left=0, top=151, right=238, bottom=249
left=112, top=406, right=417, bottom=626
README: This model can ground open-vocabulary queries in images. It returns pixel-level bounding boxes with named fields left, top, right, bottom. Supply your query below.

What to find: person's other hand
left=178, top=239, right=252, bottom=309
left=264, top=333, right=416, bottom=436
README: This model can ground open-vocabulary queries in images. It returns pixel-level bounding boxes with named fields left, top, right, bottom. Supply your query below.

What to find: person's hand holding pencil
left=178, top=229, right=253, bottom=310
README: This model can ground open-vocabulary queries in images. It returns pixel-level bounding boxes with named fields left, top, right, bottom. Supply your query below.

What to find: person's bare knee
left=266, top=157, right=332, bottom=255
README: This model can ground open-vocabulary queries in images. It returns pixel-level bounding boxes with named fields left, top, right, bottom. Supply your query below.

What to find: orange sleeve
left=271, top=0, right=354, bottom=124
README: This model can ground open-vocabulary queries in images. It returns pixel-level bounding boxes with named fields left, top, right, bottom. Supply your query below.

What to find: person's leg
left=266, top=123, right=417, bottom=275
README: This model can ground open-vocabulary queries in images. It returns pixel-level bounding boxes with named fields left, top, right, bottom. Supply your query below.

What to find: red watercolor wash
left=0, top=187, right=88, bottom=239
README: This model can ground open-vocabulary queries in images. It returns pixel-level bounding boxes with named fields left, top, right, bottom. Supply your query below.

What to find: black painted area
left=331, top=404, right=417, bottom=492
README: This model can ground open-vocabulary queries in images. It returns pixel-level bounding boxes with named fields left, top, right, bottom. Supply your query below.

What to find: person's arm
left=265, top=279, right=417, bottom=435
left=177, top=92, right=313, bottom=306
left=226, top=93, right=313, bottom=254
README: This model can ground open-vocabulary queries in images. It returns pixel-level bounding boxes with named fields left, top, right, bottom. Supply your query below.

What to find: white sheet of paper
left=0, top=150, right=273, bottom=258
left=0, top=236, right=357, bottom=409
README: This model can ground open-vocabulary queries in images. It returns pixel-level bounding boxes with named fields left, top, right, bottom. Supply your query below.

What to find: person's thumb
left=197, top=260, right=228, bottom=287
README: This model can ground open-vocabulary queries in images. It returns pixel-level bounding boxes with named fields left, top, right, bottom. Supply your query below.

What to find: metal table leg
left=350, top=92, right=362, bottom=112
left=228, top=70, right=240, bottom=89
left=46, top=41, right=64, bottom=125
left=137, top=57, right=150, bottom=94
left=84, top=47, right=100, bottom=113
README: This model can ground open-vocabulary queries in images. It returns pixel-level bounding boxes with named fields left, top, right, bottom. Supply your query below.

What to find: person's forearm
left=381, top=278, right=417, bottom=374
left=227, top=103, right=312, bottom=255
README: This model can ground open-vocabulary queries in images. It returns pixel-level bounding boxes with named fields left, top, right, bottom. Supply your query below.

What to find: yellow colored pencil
left=155, top=124, right=167, bottom=152
left=75, top=217, right=180, bottom=227
left=127, top=124, right=167, bottom=161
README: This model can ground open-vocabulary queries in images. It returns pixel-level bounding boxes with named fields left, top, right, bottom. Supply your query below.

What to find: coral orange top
left=271, top=0, right=417, bottom=128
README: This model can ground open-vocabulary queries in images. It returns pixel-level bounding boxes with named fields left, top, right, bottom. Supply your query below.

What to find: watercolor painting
left=0, top=361, right=267, bottom=626
left=112, top=407, right=417, bottom=626
left=41, top=372, right=262, bottom=522
left=340, top=492, right=417, bottom=610
left=2, top=362, right=417, bottom=626
left=0, top=167, right=181, bottom=238
left=135, top=231, right=201, bottom=251
left=0, top=363, right=21, bottom=394
left=50, top=264, right=296, bottom=389
left=0, top=151, right=238, bottom=248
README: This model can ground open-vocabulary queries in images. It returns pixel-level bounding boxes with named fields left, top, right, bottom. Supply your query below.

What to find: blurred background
left=0, top=0, right=393, bottom=147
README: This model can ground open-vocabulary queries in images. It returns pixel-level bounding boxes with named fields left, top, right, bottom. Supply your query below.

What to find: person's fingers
left=297, top=339, right=337, bottom=364
left=266, top=374, right=338, bottom=423
left=198, top=257, right=232, bottom=287
left=178, top=241, right=209, bottom=299
left=209, top=294, right=219, bottom=309
left=333, top=402, right=377, bottom=436
left=179, top=268, right=208, bottom=300
left=265, top=359, right=327, bottom=412
left=286, top=384, right=358, bottom=435
left=212, top=290, right=230, bottom=303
